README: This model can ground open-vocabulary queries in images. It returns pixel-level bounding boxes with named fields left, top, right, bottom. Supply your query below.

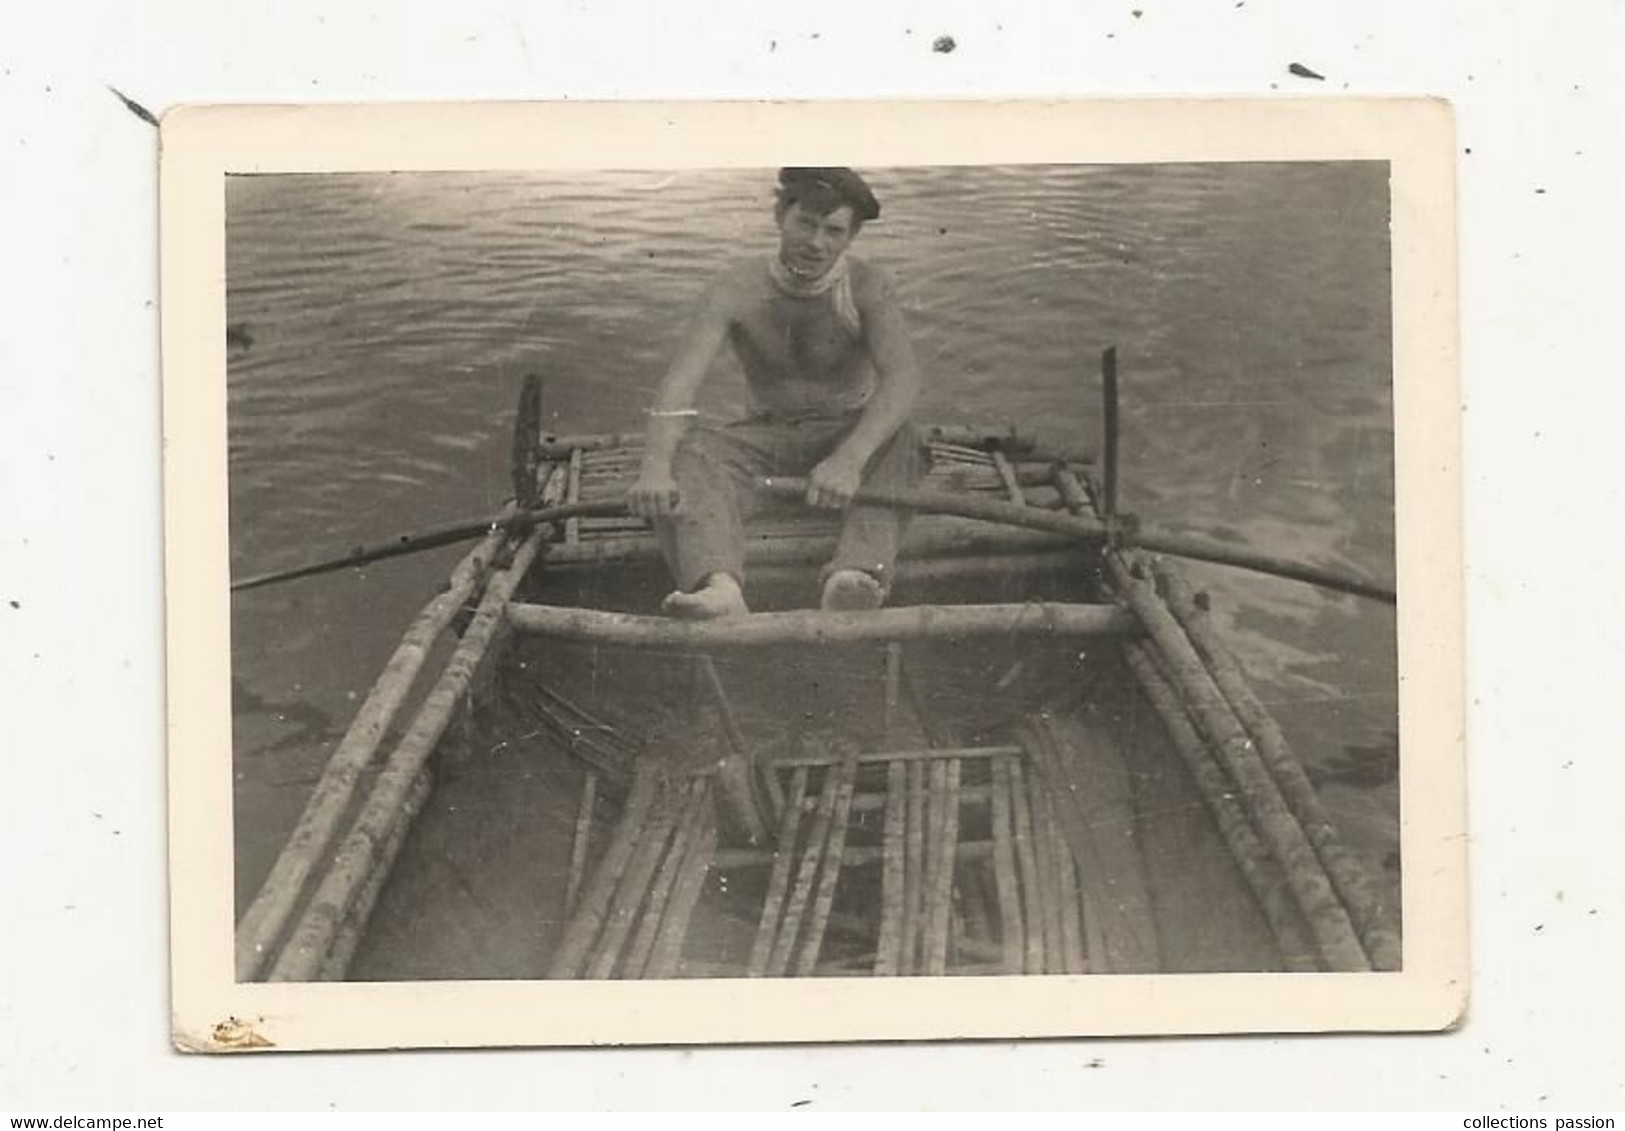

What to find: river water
left=226, top=163, right=1399, bottom=952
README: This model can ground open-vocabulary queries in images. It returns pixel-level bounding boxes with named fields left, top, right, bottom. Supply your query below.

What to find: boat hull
left=237, top=424, right=1395, bottom=982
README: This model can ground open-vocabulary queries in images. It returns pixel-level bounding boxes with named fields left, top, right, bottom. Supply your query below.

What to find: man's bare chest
left=729, top=297, right=863, bottom=373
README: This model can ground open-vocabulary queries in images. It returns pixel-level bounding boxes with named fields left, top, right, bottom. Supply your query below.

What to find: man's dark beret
left=778, top=167, right=881, bottom=222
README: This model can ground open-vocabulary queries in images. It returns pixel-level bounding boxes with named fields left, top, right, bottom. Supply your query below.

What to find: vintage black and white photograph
left=163, top=101, right=1464, bottom=1049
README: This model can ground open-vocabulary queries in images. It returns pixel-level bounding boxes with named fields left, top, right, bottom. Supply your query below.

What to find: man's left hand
left=806, top=454, right=865, bottom=510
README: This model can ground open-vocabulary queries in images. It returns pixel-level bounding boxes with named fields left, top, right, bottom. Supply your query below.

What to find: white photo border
left=162, top=99, right=1465, bottom=1052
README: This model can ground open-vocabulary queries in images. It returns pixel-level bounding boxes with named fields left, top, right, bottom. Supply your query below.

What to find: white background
left=2, top=0, right=1621, bottom=1112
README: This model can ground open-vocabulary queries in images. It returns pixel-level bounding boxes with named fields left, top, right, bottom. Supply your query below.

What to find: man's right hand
left=627, top=468, right=682, bottom=518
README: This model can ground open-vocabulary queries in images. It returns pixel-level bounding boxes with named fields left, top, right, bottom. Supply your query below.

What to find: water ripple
left=227, top=162, right=1399, bottom=851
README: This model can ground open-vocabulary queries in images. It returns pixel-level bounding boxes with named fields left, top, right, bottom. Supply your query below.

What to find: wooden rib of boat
left=235, top=388, right=1400, bottom=983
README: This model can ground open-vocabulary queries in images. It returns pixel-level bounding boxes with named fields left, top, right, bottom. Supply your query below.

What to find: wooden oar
left=758, top=478, right=1397, bottom=605
left=233, top=476, right=1396, bottom=605
left=229, top=500, right=627, bottom=592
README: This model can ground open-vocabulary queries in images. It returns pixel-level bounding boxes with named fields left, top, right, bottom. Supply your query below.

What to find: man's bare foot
left=662, top=573, right=749, bottom=619
left=821, top=568, right=885, bottom=611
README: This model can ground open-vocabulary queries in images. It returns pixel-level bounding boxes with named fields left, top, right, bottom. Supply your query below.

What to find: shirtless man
left=627, top=167, right=924, bottom=618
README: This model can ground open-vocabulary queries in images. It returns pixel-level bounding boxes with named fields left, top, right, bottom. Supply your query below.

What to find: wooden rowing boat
left=235, top=382, right=1400, bottom=982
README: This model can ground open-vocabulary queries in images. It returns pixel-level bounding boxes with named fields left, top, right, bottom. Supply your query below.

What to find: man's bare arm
left=627, top=280, right=734, bottom=517
left=807, top=270, right=922, bottom=508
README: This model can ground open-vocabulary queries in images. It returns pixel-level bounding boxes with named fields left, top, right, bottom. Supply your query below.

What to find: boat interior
left=345, top=428, right=1297, bottom=980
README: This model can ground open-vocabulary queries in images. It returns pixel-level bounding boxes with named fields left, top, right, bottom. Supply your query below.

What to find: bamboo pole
left=317, top=764, right=433, bottom=980
left=506, top=601, right=1140, bottom=649
left=268, top=520, right=556, bottom=982
left=564, top=772, right=598, bottom=918
left=930, top=450, right=997, bottom=468
left=990, top=450, right=1028, bottom=506
left=924, top=758, right=963, bottom=975
left=1008, top=758, right=1047, bottom=975
left=920, top=758, right=942, bottom=953
left=622, top=780, right=706, bottom=978
left=874, top=760, right=908, bottom=976
left=929, top=432, right=1027, bottom=458
left=1109, top=557, right=1371, bottom=971
left=1026, top=765, right=1067, bottom=972
left=989, top=757, right=1026, bottom=974
left=757, top=478, right=1107, bottom=541
left=1125, top=645, right=1320, bottom=972
left=587, top=787, right=681, bottom=980
left=902, top=760, right=926, bottom=975
left=919, top=760, right=944, bottom=970
left=240, top=462, right=565, bottom=979
left=234, top=514, right=513, bottom=981
left=1053, top=465, right=1369, bottom=971
left=747, top=768, right=809, bottom=977
left=767, top=766, right=842, bottom=977
left=545, top=766, right=660, bottom=979
left=1153, top=562, right=1402, bottom=971
left=794, top=753, right=859, bottom=976
left=645, top=788, right=717, bottom=980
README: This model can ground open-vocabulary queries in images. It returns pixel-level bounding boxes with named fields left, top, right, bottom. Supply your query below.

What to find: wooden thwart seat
left=505, top=602, right=1140, bottom=648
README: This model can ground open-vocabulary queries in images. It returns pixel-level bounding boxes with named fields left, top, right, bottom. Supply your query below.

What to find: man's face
left=776, top=202, right=858, bottom=279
